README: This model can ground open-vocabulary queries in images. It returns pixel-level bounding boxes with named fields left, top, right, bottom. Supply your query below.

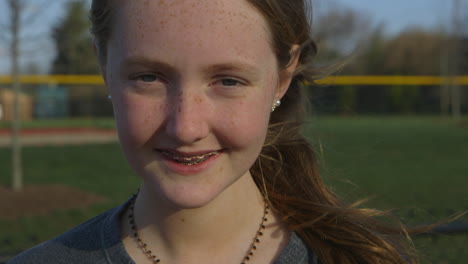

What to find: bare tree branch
left=8, top=0, right=24, bottom=191
left=0, top=30, right=11, bottom=43
left=21, top=0, right=63, bottom=26
left=18, top=31, right=49, bottom=43
left=20, top=43, right=53, bottom=56
left=0, top=2, right=12, bottom=42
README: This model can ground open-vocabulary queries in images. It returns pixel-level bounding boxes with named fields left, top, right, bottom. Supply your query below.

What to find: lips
left=157, top=149, right=220, bottom=166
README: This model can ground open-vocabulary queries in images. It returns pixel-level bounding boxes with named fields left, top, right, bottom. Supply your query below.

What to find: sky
left=327, top=0, right=456, bottom=35
left=0, top=0, right=465, bottom=75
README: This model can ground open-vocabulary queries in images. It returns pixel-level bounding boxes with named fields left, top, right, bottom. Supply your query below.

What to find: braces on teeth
left=160, top=151, right=218, bottom=165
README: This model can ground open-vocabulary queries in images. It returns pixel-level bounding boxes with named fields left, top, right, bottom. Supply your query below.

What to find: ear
left=275, top=44, right=301, bottom=99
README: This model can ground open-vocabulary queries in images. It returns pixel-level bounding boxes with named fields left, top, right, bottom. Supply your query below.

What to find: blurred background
left=0, top=0, right=467, bottom=263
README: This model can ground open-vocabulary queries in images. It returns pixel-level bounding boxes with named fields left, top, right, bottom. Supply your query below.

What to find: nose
left=165, top=91, right=210, bottom=144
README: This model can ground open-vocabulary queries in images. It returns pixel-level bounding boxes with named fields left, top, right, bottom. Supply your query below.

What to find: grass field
left=307, top=116, right=468, bottom=263
left=0, top=116, right=467, bottom=263
left=0, top=118, right=115, bottom=130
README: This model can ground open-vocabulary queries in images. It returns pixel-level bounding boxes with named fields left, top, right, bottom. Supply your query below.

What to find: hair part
left=89, top=1, right=420, bottom=263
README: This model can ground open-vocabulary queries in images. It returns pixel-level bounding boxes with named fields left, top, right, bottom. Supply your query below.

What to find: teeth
left=160, top=151, right=218, bottom=165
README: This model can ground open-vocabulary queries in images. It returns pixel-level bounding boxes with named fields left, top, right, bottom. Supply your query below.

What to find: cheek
left=223, top=78, right=277, bottom=147
left=113, top=95, right=166, bottom=146
left=215, top=94, right=271, bottom=150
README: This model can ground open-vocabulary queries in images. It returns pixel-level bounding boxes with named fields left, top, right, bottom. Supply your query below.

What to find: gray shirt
left=8, top=200, right=318, bottom=264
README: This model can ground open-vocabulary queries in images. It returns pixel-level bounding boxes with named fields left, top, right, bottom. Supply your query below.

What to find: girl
left=9, top=0, right=417, bottom=263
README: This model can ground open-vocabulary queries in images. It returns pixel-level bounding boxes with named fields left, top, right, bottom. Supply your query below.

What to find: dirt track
left=0, top=128, right=118, bottom=147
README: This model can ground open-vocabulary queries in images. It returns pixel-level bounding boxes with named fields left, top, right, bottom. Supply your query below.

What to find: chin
left=136, top=154, right=253, bottom=210
left=148, top=177, right=228, bottom=210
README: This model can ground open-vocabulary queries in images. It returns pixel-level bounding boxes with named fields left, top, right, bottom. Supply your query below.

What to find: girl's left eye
left=211, top=78, right=246, bottom=88
left=220, top=78, right=241, bottom=86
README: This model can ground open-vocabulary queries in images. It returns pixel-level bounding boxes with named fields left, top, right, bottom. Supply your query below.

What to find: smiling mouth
left=158, top=150, right=219, bottom=165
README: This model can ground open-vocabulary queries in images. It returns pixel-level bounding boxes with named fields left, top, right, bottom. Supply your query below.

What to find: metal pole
left=451, top=0, right=461, bottom=121
left=9, top=0, right=23, bottom=191
left=441, top=43, right=450, bottom=116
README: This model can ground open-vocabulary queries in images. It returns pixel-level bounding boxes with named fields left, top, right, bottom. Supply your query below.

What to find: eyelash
left=130, top=73, right=162, bottom=83
left=212, top=77, right=246, bottom=88
left=129, top=74, right=247, bottom=89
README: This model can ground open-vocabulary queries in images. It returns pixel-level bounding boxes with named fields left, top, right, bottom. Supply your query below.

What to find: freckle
left=180, top=218, right=185, bottom=222
left=178, top=106, right=182, bottom=113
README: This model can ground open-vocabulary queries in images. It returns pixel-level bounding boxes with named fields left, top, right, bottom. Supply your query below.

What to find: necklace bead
left=128, top=193, right=269, bottom=263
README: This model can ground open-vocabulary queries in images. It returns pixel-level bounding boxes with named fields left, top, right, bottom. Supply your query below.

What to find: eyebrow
left=201, top=62, right=261, bottom=76
left=122, top=56, right=261, bottom=77
left=122, top=56, right=176, bottom=73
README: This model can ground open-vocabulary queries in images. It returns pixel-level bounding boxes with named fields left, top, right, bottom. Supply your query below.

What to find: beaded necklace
left=127, top=194, right=269, bottom=263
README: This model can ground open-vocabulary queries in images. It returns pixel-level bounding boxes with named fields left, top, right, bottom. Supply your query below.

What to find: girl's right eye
left=131, top=74, right=159, bottom=83
left=127, top=73, right=167, bottom=96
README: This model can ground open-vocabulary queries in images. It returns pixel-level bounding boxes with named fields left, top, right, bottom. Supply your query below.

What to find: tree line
left=310, top=5, right=467, bottom=114
left=50, top=1, right=468, bottom=114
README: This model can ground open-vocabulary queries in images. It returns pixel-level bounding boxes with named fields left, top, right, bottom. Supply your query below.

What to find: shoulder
left=7, top=204, right=126, bottom=264
left=275, top=232, right=320, bottom=264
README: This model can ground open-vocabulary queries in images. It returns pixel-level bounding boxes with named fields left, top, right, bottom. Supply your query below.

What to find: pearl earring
left=107, top=95, right=112, bottom=99
left=271, top=100, right=281, bottom=112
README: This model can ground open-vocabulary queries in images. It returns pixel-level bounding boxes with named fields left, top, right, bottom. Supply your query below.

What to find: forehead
left=110, top=0, right=275, bottom=67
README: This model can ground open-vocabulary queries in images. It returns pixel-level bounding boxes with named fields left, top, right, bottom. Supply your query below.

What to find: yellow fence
left=0, top=75, right=468, bottom=86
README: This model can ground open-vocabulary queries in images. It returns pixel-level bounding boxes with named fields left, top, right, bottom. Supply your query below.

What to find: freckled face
left=105, top=0, right=284, bottom=207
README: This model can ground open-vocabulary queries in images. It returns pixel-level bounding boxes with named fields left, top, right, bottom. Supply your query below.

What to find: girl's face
left=104, top=0, right=292, bottom=208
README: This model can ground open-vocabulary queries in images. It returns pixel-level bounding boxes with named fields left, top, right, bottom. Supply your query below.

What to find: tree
left=8, top=0, right=23, bottom=191
left=358, top=25, right=388, bottom=75
left=1, top=0, right=62, bottom=191
left=312, top=4, right=377, bottom=114
left=384, top=28, right=445, bottom=75
left=51, top=0, right=99, bottom=74
left=313, top=5, right=374, bottom=64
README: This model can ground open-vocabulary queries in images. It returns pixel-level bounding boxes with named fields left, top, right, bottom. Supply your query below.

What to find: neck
left=124, top=173, right=270, bottom=262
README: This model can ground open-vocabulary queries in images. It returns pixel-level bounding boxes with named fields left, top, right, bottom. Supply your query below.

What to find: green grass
left=0, top=118, right=115, bottom=129
left=0, top=144, right=139, bottom=255
left=307, top=116, right=468, bottom=213
left=1, top=116, right=467, bottom=263
left=306, top=116, right=468, bottom=263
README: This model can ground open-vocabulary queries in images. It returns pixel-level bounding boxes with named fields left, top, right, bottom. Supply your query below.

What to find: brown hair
left=90, top=1, right=419, bottom=263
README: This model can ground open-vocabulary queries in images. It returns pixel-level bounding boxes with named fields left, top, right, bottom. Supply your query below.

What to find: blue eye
left=137, top=74, right=158, bottom=82
left=129, top=73, right=161, bottom=83
left=220, top=78, right=241, bottom=86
